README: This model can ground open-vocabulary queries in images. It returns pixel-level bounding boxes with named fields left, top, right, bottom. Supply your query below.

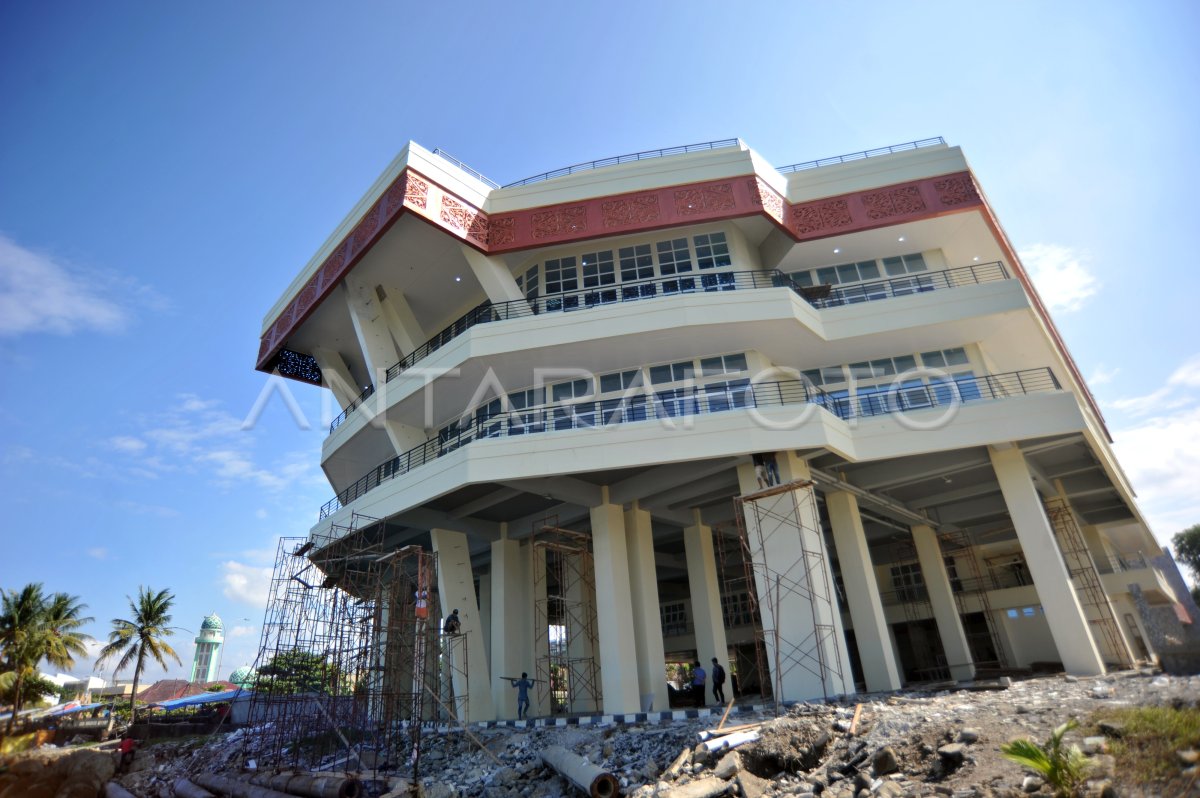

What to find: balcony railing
left=503, top=139, right=740, bottom=188
left=778, top=137, right=946, bottom=173
left=328, top=261, right=1011, bottom=433
left=432, top=148, right=500, bottom=189
left=318, top=366, right=1061, bottom=520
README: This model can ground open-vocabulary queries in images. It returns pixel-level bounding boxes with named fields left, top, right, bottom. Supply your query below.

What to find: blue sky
left=1, top=1, right=1198, bottom=682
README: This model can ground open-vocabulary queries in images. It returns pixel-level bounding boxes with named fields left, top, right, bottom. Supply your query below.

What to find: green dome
left=200, top=613, right=223, bottom=632
left=229, top=665, right=256, bottom=687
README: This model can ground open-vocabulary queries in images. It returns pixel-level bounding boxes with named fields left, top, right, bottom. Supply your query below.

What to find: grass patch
left=1088, top=705, right=1200, bottom=783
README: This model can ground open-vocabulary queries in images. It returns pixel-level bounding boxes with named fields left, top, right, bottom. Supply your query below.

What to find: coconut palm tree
left=1, top=583, right=93, bottom=736
left=96, top=587, right=182, bottom=726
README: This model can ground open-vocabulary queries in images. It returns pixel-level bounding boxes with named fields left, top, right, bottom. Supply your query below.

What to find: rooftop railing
left=432, top=148, right=500, bottom=189
left=328, top=261, right=1012, bottom=433
left=778, top=137, right=946, bottom=173
left=503, top=139, right=740, bottom=188
left=318, top=366, right=1060, bottom=520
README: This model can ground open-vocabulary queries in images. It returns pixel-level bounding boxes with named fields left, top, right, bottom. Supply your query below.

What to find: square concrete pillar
left=911, top=524, right=975, bottom=681
left=478, top=572, right=492, bottom=665
left=565, top=561, right=599, bottom=714
left=1081, top=525, right=1117, bottom=574
left=589, top=497, right=643, bottom=714
left=736, top=452, right=854, bottom=701
left=825, top=491, right=902, bottom=691
left=625, top=502, right=669, bottom=713
left=490, top=537, right=530, bottom=719
left=529, top=542, right=551, bottom=717
left=988, top=447, right=1105, bottom=675
left=683, top=510, right=731, bottom=708
left=430, top=529, right=496, bottom=721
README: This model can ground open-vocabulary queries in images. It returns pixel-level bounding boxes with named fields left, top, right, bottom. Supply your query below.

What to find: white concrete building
left=257, top=138, right=1184, bottom=720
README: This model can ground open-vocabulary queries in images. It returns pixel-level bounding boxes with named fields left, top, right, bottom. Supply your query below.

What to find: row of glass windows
left=791, top=252, right=929, bottom=288
left=803, top=347, right=972, bottom=387
left=515, top=231, right=733, bottom=300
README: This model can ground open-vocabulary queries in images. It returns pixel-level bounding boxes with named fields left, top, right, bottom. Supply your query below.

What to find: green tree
left=0, top=584, right=93, bottom=735
left=95, top=587, right=182, bottom=726
left=254, top=650, right=348, bottom=695
left=1172, top=524, right=1200, bottom=582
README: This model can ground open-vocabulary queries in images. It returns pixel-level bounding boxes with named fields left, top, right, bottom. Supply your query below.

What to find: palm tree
left=1, top=584, right=93, bottom=735
left=96, top=587, right=182, bottom=726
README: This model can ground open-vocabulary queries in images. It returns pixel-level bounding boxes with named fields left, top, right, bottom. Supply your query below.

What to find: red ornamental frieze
left=934, top=175, right=980, bottom=206
left=747, top=178, right=784, bottom=222
left=862, top=185, right=926, bottom=220
left=351, top=206, right=380, bottom=252
left=601, top=195, right=661, bottom=229
left=383, top=179, right=408, bottom=215
left=674, top=184, right=735, bottom=216
left=439, top=195, right=489, bottom=245
left=790, top=198, right=853, bottom=235
left=489, top=216, right=517, bottom=246
left=404, top=174, right=430, bottom=210
left=531, top=206, right=588, bottom=240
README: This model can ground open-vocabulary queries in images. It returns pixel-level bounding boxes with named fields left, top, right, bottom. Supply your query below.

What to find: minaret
left=190, top=612, right=224, bottom=683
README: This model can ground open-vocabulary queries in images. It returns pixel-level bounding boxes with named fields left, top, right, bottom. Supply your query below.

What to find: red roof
left=137, top=679, right=238, bottom=703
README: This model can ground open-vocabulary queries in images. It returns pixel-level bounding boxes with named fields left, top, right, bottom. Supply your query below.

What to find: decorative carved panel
left=404, top=174, right=430, bottom=209
left=747, top=178, right=784, bottom=222
left=934, top=175, right=981, bottom=206
left=489, top=216, right=517, bottom=246
left=440, top=195, right=488, bottom=245
left=601, top=195, right=661, bottom=228
left=531, top=206, right=588, bottom=239
left=674, top=184, right=734, bottom=215
left=862, top=185, right=926, bottom=220
left=272, top=349, right=323, bottom=385
left=790, top=199, right=853, bottom=235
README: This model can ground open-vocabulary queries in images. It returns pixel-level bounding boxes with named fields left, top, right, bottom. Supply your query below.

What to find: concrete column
left=735, top=451, right=854, bottom=700
left=825, top=491, right=902, bottom=691
left=490, top=536, right=529, bottom=720
left=461, top=246, right=526, bottom=305
left=312, top=347, right=361, bottom=409
left=625, top=502, right=669, bottom=713
left=342, top=279, right=401, bottom=381
left=565, top=563, right=598, bottom=714
left=430, top=529, right=495, bottom=721
left=911, top=525, right=975, bottom=681
left=1082, top=525, right=1117, bottom=574
left=989, top=446, right=1105, bottom=675
left=478, top=572, right=492, bottom=666
left=683, top=510, right=730, bottom=708
left=589, top=492, right=642, bottom=714
left=376, top=283, right=427, bottom=354
left=529, top=542, right=550, bottom=717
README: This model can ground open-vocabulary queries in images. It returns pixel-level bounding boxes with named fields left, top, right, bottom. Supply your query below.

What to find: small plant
left=1001, top=719, right=1088, bottom=797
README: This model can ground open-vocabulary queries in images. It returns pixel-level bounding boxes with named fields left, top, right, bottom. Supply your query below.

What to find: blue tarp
left=152, top=689, right=248, bottom=711
left=47, top=702, right=103, bottom=717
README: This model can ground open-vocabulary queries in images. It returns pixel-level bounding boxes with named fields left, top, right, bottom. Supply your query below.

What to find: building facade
left=190, top=613, right=224, bottom=684
left=256, top=138, right=1185, bottom=720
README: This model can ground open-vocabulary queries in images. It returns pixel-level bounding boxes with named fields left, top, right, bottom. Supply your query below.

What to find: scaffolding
left=1044, top=497, right=1133, bottom=668
left=714, top=524, right=771, bottom=700
left=733, top=479, right=846, bottom=705
left=245, top=515, right=468, bottom=782
left=530, top=519, right=601, bottom=715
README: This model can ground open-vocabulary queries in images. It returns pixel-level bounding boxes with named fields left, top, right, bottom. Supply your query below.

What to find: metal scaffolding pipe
left=540, top=745, right=619, bottom=798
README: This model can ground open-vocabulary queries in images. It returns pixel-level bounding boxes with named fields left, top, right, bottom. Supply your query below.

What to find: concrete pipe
left=172, top=779, right=217, bottom=798
left=539, top=745, right=620, bottom=798
left=193, top=773, right=296, bottom=798
left=104, top=783, right=139, bottom=798
left=247, top=773, right=362, bottom=798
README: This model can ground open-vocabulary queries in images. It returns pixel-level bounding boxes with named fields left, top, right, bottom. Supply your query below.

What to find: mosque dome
left=200, top=613, right=224, bottom=633
left=229, top=665, right=256, bottom=687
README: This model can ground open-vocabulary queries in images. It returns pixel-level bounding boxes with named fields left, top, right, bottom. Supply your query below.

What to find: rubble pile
left=3, top=670, right=1197, bottom=797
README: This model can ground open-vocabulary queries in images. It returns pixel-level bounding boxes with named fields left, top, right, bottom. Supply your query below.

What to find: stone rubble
left=3, top=669, right=1198, bottom=797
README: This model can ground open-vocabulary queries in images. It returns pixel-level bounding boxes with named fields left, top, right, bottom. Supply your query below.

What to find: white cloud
left=108, top=436, right=147, bottom=454
left=255, top=508, right=268, bottom=520
left=1087, top=364, right=1120, bottom=387
left=221, top=561, right=273, bottom=608
left=229, top=625, right=256, bottom=638
left=0, top=233, right=165, bottom=337
left=1110, top=355, right=1200, bottom=416
left=87, top=547, right=108, bottom=560
left=1018, top=243, right=1099, bottom=312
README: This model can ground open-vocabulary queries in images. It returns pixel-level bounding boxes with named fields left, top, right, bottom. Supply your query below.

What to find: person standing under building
left=710, top=657, right=726, bottom=705
left=510, top=672, right=534, bottom=720
left=752, top=454, right=768, bottom=489
left=691, top=661, right=707, bottom=708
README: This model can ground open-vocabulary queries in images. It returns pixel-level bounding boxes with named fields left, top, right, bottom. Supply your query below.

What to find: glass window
left=837, top=263, right=859, bottom=283
left=661, top=275, right=697, bottom=294
left=515, top=265, right=539, bottom=301
left=552, top=379, right=591, bottom=402
left=544, top=257, right=578, bottom=295
left=649, top=361, right=695, bottom=385
left=619, top=244, right=654, bottom=282
left=944, top=347, right=969, bottom=366
left=857, top=260, right=881, bottom=280
left=599, top=370, right=641, bottom=393
left=581, top=250, right=615, bottom=288
left=793, top=271, right=814, bottom=287
left=816, top=266, right=838, bottom=285
left=694, top=232, right=731, bottom=269
left=883, top=256, right=906, bottom=277
left=922, top=350, right=946, bottom=368
left=656, top=238, right=692, bottom=275
left=700, top=353, right=747, bottom=376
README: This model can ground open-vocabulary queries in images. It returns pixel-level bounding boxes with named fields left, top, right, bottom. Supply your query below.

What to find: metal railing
left=432, top=148, right=500, bottom=189
left=503, top=139, right=741, bottom=188
left=329, top=385, right=375, bottom=433
left=329, top=262, right=1013, bottom=432
left=318, top=366, right=1060, bottom=520
left=798, top=262, right=1007, bottom=308
left=778, top=137, right=945, bottom=173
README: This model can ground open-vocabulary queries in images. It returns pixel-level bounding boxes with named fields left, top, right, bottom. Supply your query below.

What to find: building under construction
left=247, top=135, right=1189, bottom=767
